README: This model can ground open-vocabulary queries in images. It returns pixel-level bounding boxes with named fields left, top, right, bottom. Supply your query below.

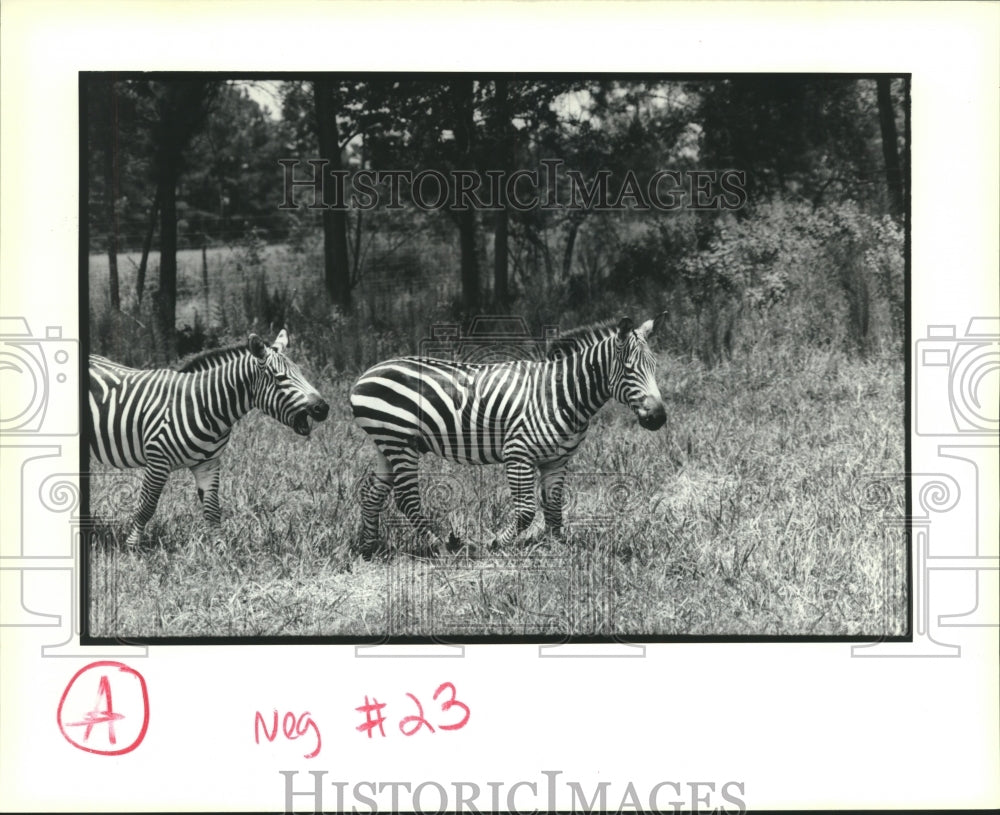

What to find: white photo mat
left=1, top=1, right=997, bottom=811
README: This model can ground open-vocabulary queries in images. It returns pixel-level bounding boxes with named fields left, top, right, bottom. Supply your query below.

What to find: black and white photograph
left=2, top=3, right=997, bottom=813
left=83, top=72, right=909, bottom=641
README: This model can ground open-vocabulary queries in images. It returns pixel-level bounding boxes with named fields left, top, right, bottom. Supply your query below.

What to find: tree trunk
left=156, top=163, right=178, bottom=361
left=145, top=79, right=217, bottom=358
left=492, top=79, right=511, bottom=311
left=104, top=80, right=120, bottom=311
left=350, top=211, right=364, bottom=287
left=459, top=207, right=478, bottom=314
left=135, top=188, right=160, bottom=305
left=524, top=222, right=554, bottom=290
left=453, top=78, right=479, bottom=314
left=202, top=243, right=210, bottom=314
left=493, top=210, right=509, bottom=310
left=562, top=213, right=584, bottom=282
left=349, top=134, right=366, bottom=288
left=876, top=77, right=904, bottom=217
left=314, top=78, right=352, bottom=310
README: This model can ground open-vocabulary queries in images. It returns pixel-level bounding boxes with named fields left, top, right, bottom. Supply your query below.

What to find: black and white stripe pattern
left=350, top=313, right=668, bottom=555
left=89, top=330, right=329, bottom=545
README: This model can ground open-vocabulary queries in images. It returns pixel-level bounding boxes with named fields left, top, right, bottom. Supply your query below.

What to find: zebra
left=349, top=312, right=668, bottom=557
left=88, top=330, right=329, bottom=545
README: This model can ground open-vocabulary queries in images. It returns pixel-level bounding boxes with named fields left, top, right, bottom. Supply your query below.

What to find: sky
left=237, top=79, right=283, bottom=119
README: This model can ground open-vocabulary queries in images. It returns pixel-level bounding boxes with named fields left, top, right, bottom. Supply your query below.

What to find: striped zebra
left=88, top=330, right=329, bottom=545
left=350, top=312, right=668, bottom=557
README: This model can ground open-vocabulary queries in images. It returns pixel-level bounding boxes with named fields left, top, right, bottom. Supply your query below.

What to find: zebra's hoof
left=446, top=534, right=480, bottom=559
left=356, top=540, right=387, bottom=561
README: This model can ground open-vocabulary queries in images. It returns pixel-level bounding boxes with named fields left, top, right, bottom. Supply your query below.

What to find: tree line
left=86, top=74, right=906, bottom=360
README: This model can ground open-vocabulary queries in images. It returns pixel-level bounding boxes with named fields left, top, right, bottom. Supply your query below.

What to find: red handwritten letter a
left=82, top=675, right=125, bottom=744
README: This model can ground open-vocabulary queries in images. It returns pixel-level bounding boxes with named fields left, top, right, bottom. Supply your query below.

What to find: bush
left=674, top=198, right=904, bottom=361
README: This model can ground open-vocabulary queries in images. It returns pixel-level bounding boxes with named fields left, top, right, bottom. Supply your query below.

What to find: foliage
left=89, top=197, right=904, bottom=372
left=675, top=199, right=905, bottom=361
left=88, top=75, right=906, bottom=368
left=86, top=78, right=294, bottom=253
left=695, top=76, right=904, bottom=211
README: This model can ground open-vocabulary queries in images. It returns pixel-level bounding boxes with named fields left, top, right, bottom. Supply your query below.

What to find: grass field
left=87, top=335, right=907, bottom=639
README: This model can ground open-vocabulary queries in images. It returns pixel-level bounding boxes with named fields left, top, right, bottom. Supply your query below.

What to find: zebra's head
left=610, top=312, right=668, bottom=431
left=248, top=330, right=329, bottom=436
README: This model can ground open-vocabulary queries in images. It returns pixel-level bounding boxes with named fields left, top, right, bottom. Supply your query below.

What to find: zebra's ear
left=248, top=334, right=269, bottom=361
left=652, top=310, right=668, bottom=335
left=635, top=311, right=668, bottom=341
left=271, top=329, right=289, bottom=353
left=616, top=317, right=633, bottom=341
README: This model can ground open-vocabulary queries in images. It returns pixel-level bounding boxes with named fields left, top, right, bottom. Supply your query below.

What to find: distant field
left=88, top=244, right=463, bottom=371
left=87, top=340, right=906, bottom=639
left=89, top=244, right=296, bottom=330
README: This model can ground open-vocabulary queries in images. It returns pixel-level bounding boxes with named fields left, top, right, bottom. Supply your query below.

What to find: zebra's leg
left=538, top=460, right=569, bottom=542
left=126, top=455, right=170, bottom=546
left=358, top=449, right=394, bottom=557
left=388, top=449, right=442, bottom=556
left=492, top=457, right=537, bottom=548
left=190, top=458, right=222, bottom=526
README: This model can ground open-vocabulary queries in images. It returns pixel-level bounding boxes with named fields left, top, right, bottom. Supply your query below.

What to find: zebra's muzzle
left=292, top=398, right=330, bottom=436
left=635, top=399, right=666, bottom=431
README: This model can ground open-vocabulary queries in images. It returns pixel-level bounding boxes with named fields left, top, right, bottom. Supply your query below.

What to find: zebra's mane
left=174, top=343, right=249, bottom=373
left=546, top=320, right=617, bottom=360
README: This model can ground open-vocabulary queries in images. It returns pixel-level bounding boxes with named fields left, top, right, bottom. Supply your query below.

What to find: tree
left=876, top=77, right=904, bottom=217
left=451, top=78, right=480, bottom=314
left=101, top=80, right=121, bottom=310
left=139, top=79, right=218, bottom=359
left=87, top=76, right=123, bottom=310
left=284, top=78, right=410, bottom=309
left=134, top=189, right=159, bottom=306
left=313, top=78, right=353, bottom=310
left=86, top=76, right=159, bottom=309
left=182, top=81, right=294, bottom=244
left=695, top=76, right=885, bottom=208
left=490, top=78, right=512, bottom=311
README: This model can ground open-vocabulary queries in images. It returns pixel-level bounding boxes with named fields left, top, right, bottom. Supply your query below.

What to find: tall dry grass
left=87, top=334, right=905, bottom=638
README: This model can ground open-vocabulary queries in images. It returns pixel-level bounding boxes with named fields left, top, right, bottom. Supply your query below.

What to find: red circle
left=56, top=661, right=149, bottom=755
